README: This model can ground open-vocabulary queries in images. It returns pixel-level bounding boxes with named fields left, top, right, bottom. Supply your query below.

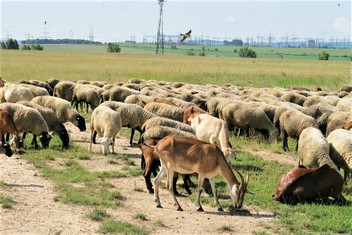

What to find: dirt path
left=0, top=123, right=291, bottom=235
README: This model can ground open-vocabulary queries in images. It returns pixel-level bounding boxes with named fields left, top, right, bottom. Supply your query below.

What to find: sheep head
left=100, top=137, right=113, bottom=155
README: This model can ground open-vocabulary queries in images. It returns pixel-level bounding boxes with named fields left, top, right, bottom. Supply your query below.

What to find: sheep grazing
left=89, top=105, right=122, bottom=155
left=53, top=81, right=75, bottom=101
left=153, top=136, right=249, bottom=211
left=0, top=109, right=22, bottom=149
left=71, top=83, right=100, bottom=113
left=101, top=85, right=139, bottom=102
left=18, top=101, right=70, bottom=149
left=0, top=103, right=51, bottom=149
left=31, top=96, right=86, bottom=132
left=183, top=105, right=208, bottom=125
left=326, top=111, right=352, bottom=136
left=219, top=101, right=279, bottom=141
left=279, top=109, right=318, bottom=151
left=272, top=165, right=346, bottom=205
left=144, top=102, right=184, bottom=122
left=0, top=141, right=12, bottom=157
left=297, top=127, right=337, bottom=170
left=327, top=129, right=352, bottom=181
left=302, top=104, right=333, bottom=135
left=100, top=101, right=156, bottom=146
left=141, top=125, right=196, bottom=143
left=142, top=116, right=195, bottom=136
left=20, top=84, right=50, bottom=97
left=190, top=114, right=235, bottom=162
left=19, top=79, right=54, bottom=96
left=0, top=82, right=34, bottom=103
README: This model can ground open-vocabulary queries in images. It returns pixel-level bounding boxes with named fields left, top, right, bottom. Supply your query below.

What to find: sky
left=1, top=0, right=351, bottom=43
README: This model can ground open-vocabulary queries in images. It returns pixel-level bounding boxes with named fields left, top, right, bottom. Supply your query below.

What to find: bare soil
left=0, top=122, right=296, bottom=235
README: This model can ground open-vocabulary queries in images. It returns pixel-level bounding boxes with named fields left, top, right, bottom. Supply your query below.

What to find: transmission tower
left=156, top=0, right=166, bottom=55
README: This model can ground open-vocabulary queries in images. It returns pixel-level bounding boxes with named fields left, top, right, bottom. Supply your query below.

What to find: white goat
left=191, top=113, right=235, bottom=161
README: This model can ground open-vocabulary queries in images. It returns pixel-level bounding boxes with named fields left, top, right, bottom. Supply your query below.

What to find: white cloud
left=226, top=16, right=236, bottom=24
left=332, top=17, right=350, bottom=34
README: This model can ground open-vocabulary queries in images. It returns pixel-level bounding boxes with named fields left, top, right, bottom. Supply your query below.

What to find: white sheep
left=141, top=125, right=197, bottom=142
left=142, top=116, right=195, bottom=134
left=71, top=83, right=100, bottom=113
left=53, top=81, right=75, bottom=101
left=0, top=83, right=34, bottom=103
left=0, top=102, right=51, bottom=149
left=298, top=127, right=338, bottom=170
left=31, top=96, right=86, bottom=132
left=327, top=129, right=352, bottom=181
left=20, top=84, right=50, bottom=97
left=89, top=105, right=122, bottom=155
left=190, top=114, right=235, bottom=162
left=279, top=109, right=319, bottom=151
left=219, top=101, right=279, bottom=141
left=143, top=102, right=183, bottom=122
left=18, top=100, right=70, bottom=149
left=100, top=101, right=156, bottom=146
left=101, top=85, right=139, bottom=102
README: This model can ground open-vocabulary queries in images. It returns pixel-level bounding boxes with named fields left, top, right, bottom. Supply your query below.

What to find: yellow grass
left=1, top=50, right=350, bottom=91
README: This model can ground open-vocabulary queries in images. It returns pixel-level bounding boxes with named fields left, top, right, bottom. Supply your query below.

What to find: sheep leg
left=283, top=131, right=289, bottom=151
left=168, top=170, right=183, bottom=211
left=195, top=176, right=205, bottom=211
left=153, top=162, right=167, bottom=208
left=92, top=131, right=97, bottom=144
left=209, top=178, right=223, bottom=211
left=32, top=135, right=39, bottom=150
left=129, top=128, right=135, bottom=146
left=111, top=136, right=115, bottom=153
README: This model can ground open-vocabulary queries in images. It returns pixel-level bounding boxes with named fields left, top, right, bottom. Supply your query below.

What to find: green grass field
left=1, top=44, right=351, bottom=91
left=0, top=44, right=351, bottom=234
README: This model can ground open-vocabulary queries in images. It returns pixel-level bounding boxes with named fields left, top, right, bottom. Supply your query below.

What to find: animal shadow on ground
left=4, top=183, right=44, bottom=188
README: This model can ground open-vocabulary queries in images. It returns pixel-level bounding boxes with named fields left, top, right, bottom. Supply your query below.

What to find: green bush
left=199, top=52, right=206, bottom=56
left=21, top=45, right=31, bottom=50
left=1, top=38, right=19, bottom=50
left=319, top=51, right=329, bottom=60
left=31, top=44, right=43, bottom=50
left=185, top=50, right=195, bottom=56
left=238, top=47, right=257, bottom=58
left=107, top=43, right=121, bottom=53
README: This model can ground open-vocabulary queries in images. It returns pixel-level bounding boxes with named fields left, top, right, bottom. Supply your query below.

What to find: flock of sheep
left=0, top=76, right=351, bottom=206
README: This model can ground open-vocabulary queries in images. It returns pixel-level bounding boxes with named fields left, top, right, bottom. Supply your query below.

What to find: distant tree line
left=223, top=39, right=243, bottom=46
left=21, top=38, right=103, bottom=45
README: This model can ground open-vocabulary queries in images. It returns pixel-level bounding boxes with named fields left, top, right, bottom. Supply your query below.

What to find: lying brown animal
left=273, top=165, right=347, bottom=205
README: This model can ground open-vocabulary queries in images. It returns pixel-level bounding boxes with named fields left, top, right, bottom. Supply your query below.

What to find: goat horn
left=246, top=171, right=249, bottom=184
left=236, top=170, right=245, bottom=189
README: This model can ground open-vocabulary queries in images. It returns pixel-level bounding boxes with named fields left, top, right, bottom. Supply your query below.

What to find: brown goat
left=139, top=139, right=196, bottom=195
left=0, top=109, right=22, bottom=149
left=153, top=136, right=248, bottom=211
left=182, top=105, right=208, bottom=125
left=273, top=165, right=346, bottom=205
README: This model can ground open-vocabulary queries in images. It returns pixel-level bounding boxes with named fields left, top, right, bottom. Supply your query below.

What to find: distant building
left=125, top=40, right=136, bottom=44
left=307, top=39, right=316, bottom=48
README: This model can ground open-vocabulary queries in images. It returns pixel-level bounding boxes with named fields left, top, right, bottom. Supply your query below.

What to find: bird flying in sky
left=44, top=21, right=47, bottom=24
left=180, top=29, right=191, bottom=42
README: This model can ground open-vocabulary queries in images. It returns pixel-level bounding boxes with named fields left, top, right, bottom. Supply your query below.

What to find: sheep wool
left=89, top=105, right=122, bottom=155
left=298, top=127, right=337, bottom=170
